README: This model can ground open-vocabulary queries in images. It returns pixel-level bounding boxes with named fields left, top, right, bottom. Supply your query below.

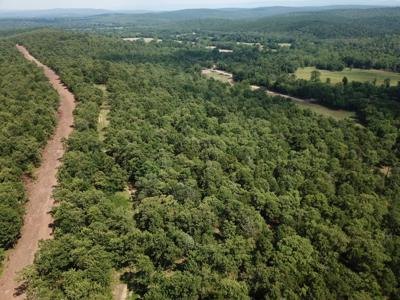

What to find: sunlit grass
left=201, top=69, right=233, bottom=84
left=295, top=67, right=400, bottom=86
left=294, top=100, right=355, bottom=121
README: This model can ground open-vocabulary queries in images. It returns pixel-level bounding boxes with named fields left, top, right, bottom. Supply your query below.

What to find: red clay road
left=0, top=45, right=76, bottom=299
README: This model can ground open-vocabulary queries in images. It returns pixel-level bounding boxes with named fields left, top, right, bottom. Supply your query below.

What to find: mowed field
left=295, top=67, right=400, bottom=86
left=295, top=100, right=355, bottom=121
left=266, top=90, right=355, bottom=121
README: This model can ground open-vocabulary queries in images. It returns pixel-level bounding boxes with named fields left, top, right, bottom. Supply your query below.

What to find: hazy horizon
left=1, top=0, right=399, bottom=11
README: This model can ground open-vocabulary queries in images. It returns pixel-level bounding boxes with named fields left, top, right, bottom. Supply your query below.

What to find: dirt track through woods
left=0, top=45, right=76, bottom=299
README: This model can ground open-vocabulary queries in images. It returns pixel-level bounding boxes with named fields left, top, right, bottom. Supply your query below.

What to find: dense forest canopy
left=222, top=8, right=400, bottom=38
left=0, top=4, right=399, bottom=299
left=6, top=27, right=398, bottom=299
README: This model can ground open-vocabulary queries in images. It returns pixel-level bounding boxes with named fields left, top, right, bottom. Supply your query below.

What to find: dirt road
left=0, top=45, right=76, bottom=299
left=264, top=89, right=310, bottom=103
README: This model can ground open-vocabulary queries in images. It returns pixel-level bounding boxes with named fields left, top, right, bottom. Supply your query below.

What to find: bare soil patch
left=112, top=271, right=128, bottom=300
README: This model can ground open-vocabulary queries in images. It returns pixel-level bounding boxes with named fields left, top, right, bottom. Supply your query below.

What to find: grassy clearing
left=201, top=69, right=233, bottom=84
left=266, top=90, right=356, bottom=121
left=206, top=72, right=232, bottom=83
left=95, top=85, right=110, bottom=141
left=294, top=101, right=355, bottom=121
left=98, top=103, right=111, bottom=141
left=201, top=71, right=355, bottom=121
left=295, top=67, right=400, bottom=86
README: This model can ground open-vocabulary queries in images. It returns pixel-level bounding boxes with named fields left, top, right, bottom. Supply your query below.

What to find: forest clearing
left=265, top=90, right=355, bottom=121
left=202, top=69, right=355, bottom=121
left=96, top=84, right=111, bottom=142
left=292, top=99, right=355, bottom=120
left=201, top=68, right=234, bottom=84
left=295, top=66, right=400, bottom=86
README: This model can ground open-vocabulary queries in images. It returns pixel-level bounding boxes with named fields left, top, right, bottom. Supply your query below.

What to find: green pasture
left=295, top=67, right=400, bottom=86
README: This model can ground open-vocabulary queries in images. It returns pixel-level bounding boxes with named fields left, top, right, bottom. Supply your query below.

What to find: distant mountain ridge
left=1, top=5, right=399, bottom=37
left=0, top=5, right=386, bottom=20
left=0, top=8, right=151, bottom=19
left=142, top=5, right=383, bottom=20
left=170, top=7, right=400, bottom=38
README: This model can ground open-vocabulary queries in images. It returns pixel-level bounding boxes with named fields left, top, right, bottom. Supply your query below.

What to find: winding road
left=0, top=45, right=76, bottom=299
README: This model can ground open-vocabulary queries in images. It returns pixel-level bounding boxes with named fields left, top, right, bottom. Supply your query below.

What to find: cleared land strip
left=0, top=45, right=76, bottom=299
left=95, top=84, right=129, bottom=300
left=96, top=84, right=111, bottom=142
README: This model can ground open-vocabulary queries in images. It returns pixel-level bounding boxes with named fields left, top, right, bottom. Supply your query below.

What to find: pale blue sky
left=0, top=0, right=397, bottom=10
